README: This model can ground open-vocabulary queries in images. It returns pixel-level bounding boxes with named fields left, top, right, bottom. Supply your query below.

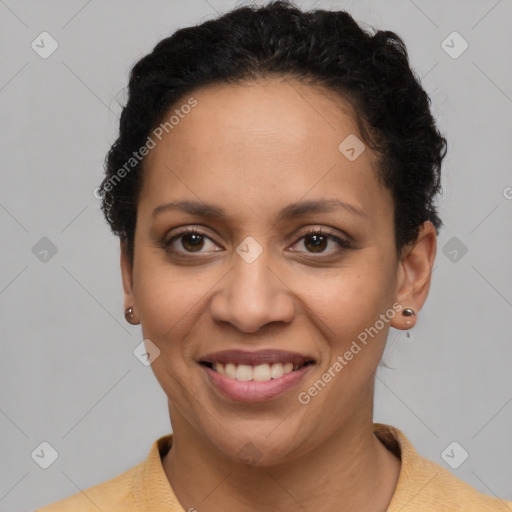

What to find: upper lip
left=199, top=349, right=316, bottom=367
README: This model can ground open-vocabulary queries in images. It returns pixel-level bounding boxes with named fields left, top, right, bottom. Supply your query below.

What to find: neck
left=162, top=412, right=401, bottom=512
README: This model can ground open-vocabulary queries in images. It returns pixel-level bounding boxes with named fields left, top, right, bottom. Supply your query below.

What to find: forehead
left=139, top=78, right=388, bottom=222
left=148, top=78, right=364, bottom=160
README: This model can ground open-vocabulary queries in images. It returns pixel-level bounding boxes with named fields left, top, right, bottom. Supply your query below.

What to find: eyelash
left=162, top=226, right=353, bottom=257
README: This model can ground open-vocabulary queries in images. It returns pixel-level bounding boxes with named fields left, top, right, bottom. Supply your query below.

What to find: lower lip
left=201, top=364, right=313, bottom=403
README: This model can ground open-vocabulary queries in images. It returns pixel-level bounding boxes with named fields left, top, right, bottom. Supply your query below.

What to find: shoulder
left=34, top=462, right=143, bottom=512
left=404, top=451, right=512, bottom=511
left=34, top=434, right=175, bottom=512
left=374, top=423, right=512, bottom=512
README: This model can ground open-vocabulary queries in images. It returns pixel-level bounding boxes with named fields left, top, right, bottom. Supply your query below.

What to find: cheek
left=132, top=255, right=202, bottom=348
left=294, top=257, right=396, bottom=342
left=132, top=261, right=202, bottom=403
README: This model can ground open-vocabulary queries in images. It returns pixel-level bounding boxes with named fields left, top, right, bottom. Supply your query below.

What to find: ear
left=120, top=238, right=138, bottom=321
left=390, top=221, right=437, bottom=330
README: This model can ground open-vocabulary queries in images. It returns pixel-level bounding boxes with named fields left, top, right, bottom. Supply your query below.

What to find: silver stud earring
left=124, top=306, right=139, bottom=325
left=402, top=308, right=415, bottom=326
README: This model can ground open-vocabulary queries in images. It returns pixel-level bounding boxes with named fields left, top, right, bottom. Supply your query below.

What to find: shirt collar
left=132, top=423, right=430, bottom=511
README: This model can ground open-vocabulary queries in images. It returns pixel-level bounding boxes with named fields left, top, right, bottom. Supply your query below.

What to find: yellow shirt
left=36, top=423, right=512, bottom=511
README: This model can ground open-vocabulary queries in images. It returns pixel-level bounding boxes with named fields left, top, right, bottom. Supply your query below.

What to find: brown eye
left=164, top=228, right=220, bottom=255
left=291, top=228, right=352, bottom=256
left=180, top=232, right=205, bottom=252
left=303, top=233, right=329, bottom=253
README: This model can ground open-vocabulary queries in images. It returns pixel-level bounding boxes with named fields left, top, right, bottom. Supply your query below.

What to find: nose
left=209, top=246, right=295, bottom=333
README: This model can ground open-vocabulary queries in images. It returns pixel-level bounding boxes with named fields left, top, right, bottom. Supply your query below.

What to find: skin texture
left=120, top=78, right=437, bottom=511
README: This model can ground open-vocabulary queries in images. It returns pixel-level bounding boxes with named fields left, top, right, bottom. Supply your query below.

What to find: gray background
left=1, top=0, right=511, bottom=510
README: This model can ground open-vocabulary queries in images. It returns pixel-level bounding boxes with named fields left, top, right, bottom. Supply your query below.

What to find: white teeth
left=210, top=362, right=301, bottom=381
left=235, top=364, right=253, bottom=381
left=269, top=363, right=284, bottom=379
left=225, top=363, right=237, bottom=379
left=213, top=362, right=226, bottom=375
left=253, top=364, right=271, bottom=381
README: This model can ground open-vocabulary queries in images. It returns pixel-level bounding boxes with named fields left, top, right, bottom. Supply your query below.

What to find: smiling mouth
left=199, top=360, right=315, bottom=382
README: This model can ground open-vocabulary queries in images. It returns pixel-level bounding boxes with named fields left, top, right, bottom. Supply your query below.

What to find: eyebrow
left=151, top=198, right=367, bottom=221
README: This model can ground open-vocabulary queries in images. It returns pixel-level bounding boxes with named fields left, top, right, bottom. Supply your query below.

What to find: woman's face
left=121, top=78, right=432, bottom=464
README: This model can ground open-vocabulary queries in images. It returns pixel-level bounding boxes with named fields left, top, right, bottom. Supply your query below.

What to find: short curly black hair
left=99, top=0, right=447, bottom=264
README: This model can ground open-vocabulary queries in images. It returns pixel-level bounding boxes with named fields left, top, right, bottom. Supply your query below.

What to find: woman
left=37, top=1, right=511, bottom=510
